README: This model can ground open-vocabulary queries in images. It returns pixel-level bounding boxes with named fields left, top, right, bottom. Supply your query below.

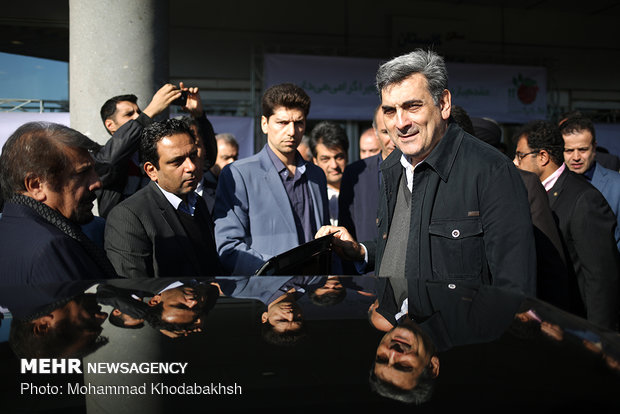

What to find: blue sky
left=0, top=52, right=68, bottom=101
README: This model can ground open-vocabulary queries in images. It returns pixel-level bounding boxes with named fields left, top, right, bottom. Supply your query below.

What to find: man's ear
left=23, top=174, right=48, bottom=202
left=439, top=89, right=452, bottom=121
left=148, top=295, right=162, bottom=307
left=538, top=149, right=551, bottom=167
left=261, top=312, right=268, bottom=324
left=261, top=116, right=269, bottom=134
left=429, top=356, right=440, bottom=378
left=104, top=119, right=116, bottom=134
left=143, top=162, right=158, bottom=182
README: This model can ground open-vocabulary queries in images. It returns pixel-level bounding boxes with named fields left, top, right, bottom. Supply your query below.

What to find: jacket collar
left=380, top=122, right=463, bottom=182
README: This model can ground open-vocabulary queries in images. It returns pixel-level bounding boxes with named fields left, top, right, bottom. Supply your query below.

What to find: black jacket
left=365, top=123, right=536, bottom=296
left=547, top=167, right=620, bottom=329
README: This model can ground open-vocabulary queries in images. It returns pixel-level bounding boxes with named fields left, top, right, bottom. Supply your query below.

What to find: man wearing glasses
left=513, top=120, right=620, bottom=330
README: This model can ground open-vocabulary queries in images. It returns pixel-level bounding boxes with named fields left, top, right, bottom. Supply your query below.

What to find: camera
left=171, top=90, right=188, bottom=106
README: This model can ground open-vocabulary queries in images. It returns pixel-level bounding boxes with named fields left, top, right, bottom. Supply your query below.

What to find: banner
left=264, top=54, right=547, bottom=124
left=448, top=62, right=547, bottom=123
left=264, top=54, right=382, bottom=121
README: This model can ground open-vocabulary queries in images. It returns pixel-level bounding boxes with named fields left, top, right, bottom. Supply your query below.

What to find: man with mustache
left=560, top=114, right=620, bottom=251
left=105, top=118, right=221, bottom=278
left=317, top=49, right=535, bottom=296
left=0, top=122, right=118, bottom=285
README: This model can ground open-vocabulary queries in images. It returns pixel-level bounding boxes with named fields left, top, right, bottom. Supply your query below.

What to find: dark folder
left=254, top=233, right=334, bottom=276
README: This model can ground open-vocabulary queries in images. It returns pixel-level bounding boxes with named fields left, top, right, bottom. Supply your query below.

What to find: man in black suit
left=338, top=105, right=395, bottom=242
left=513, top=120, right=620, bottom=330
left=104, top=118, right=221, bottom=278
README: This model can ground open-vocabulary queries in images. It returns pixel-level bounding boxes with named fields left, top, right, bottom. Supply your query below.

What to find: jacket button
left=448, top=283, right=456, bottom=289
left=451, top=229, right=460, bottom=238
left=382, top=233, right=387, bottom=240
left=376, top=218, right=380, bottom=226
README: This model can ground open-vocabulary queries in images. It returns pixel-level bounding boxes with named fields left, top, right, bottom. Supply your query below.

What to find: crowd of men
left=1, top=49, right=619, bottom=367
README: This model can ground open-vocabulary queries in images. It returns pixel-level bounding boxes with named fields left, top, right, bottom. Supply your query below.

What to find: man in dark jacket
left=95, top=82, right=215, bottom=218
left=316, top=49, right=536, bottom=296
left=513, top=120, right=620, bottom=330
left=0, top=122, right=118, bottom=285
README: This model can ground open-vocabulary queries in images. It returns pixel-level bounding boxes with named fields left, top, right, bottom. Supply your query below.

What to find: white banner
left=264, top=54, right=547, bottom=124
left=448, top=62, right=547, bottom=123
left=264, top=54, right=382, bottom=121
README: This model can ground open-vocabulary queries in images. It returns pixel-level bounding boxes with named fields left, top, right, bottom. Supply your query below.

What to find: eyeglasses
left=514, top=150, right=540, bottom=162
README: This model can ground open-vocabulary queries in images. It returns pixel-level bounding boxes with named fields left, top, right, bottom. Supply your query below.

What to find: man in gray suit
left=105, top=118, right=221, bottom=278
left=214, top=83, right=330, bottom=275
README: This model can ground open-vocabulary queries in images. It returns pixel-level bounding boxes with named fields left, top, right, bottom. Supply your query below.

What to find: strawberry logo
left=513, top=74, right=539, bottom=105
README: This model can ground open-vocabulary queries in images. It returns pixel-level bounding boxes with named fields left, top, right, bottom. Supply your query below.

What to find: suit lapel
left=259, top=149, right=297, bottom=234
left=306, top=167, right=326, bottom=227
left=547, top=168, right=568, bottom=208
left=148, top=182, right=202, bottom=275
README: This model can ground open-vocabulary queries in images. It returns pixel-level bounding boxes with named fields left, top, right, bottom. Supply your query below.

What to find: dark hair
left=9, top=314, right=108, bottom=359
left=100, top=94, right=138, bottom=133
left=515, top=120, right=564, bottom=166
left=260, top=320, right=307, bottom=346
left=144, top=302, right=202, bottom=332
left=368, top=363, right=436, bottom=404
left=376, top=49, right=448, bottom=105
left=308, top=121, right=349, bottom=158
left=309, top=288, right=346, bottom=306
left=450, top=105, right=475, bottom=135
left=139, top=118, right=195, bottom=169
left=559, top=115, right=596, bottom=144
left=0, top=122, right=100, bottom=199
left=108, top=311, right=144, bottom=330
left=261, top=83, right=311, bottom=119
left=144, top=284, right=218, bottom=333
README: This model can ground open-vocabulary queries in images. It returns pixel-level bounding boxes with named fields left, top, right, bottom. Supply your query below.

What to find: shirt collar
left=542, top=163, right=566, bottom=191
left=399, top=154, right=425, bottom=192
left=155, top=183, right=198, bottom=215
left=265, top=144, right=306, bottom=177
left=195, top=176, right=205, bottom=196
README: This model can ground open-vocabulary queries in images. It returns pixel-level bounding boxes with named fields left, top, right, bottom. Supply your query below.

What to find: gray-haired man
left=318, top=49, right=536, bottom=296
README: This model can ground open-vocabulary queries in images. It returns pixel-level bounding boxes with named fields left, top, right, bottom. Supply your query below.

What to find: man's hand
left=315, top=225, right=365, bottom=262
left=142, top=83, right=182, bottom=119
left=179, top=81, right=203, bottom=118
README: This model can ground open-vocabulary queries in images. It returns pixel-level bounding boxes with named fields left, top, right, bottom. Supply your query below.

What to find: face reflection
left=374, top=320, right=438, bottom=390
left=313, top=277, right=344, bottom=296
left=69, top=294, right=109, bottom=330
left=42, top=146, right=101, bottom=224
left=262, top=300, right=303, bottom=333
left=151, top=285, right=212, bottom=325
left=381, top=73, right=451, bottom=164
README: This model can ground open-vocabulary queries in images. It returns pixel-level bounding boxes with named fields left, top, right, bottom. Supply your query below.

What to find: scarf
left=9, top=194, right=118, bottom=279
